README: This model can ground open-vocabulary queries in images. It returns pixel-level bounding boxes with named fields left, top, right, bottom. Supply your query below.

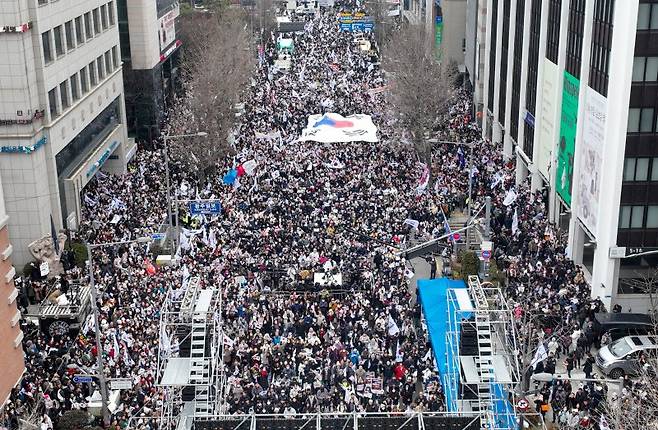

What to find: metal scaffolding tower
left=156, top=276, right=224, bottom=430
left=445, top=275, right=521, bottom=430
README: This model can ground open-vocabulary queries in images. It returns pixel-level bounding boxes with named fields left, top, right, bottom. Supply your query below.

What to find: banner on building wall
left=159, top=3, right=180, bottom=53
left=537, top=59, right=559, bottom=180
left=434, top=15, right=443, bottom=60
left=556, top=71, right=580, bottom=207
left=576, top=87, right=606, bottom=237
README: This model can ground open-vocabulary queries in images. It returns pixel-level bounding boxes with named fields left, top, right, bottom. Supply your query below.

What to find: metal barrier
left=192, top=412, right=481, bottom=430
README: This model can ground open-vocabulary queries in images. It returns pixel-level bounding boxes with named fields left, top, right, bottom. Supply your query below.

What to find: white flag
left=503, top=189, right=517, bottom=206
left=403, top=218, right=420, bottom=230
left=512, top=208, right=519, bottom=235
left=387, top=315, right=400, bottom=337
left=531, top=343, right=548, bottom=369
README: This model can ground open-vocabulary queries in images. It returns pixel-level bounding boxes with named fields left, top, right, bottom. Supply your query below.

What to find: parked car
left=596, top=335, right=658, bottom=379
left=593, top=312, right=655, bottom=341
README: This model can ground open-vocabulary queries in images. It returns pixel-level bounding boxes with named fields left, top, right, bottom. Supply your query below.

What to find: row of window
left=638, top=4, right=658, bottom=30
left=627, top=107, right=658, bottom=133
left=47, top=47, right=120, bottom=119
left=632, top=57, right=658, bottom=82
left=623, top=157, right=658, bottom=182
left=619, top=205, right=658, bottom=229
left=41, top=2, right=116, bottom=64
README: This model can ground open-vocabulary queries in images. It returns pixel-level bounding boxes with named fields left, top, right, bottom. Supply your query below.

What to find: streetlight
left=84, top=236, right=153, bottom=427
left=162, top=132, right=208, bottom=254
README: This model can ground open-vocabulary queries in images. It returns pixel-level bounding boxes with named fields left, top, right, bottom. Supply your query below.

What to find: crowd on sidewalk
left=0, top=4, right=617, bottom=430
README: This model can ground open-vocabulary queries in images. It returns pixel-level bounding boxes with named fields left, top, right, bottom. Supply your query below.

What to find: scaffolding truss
left=445, top=276, right=521, bottom=430
left=157, top=276, right=225, bottom=430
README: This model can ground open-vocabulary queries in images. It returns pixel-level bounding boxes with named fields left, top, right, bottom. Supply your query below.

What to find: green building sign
left=556, top=71, right=580, bottom=207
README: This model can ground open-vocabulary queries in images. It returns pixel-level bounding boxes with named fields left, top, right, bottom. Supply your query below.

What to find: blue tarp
left=417, top=278, right=467, bottom=411
left=418, top=278, right=516, bottom=428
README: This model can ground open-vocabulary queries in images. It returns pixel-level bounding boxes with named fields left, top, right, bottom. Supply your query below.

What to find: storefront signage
left=0, top=110, right=44, bottom=126
left=86, top=141, right=119, bottom=178
left=0, top=23, right=31, bottom=33
left=556, top=71, right=580, bottom=207
left=0, top=136, right=47, bottom=154
left=159, top=3, right=180, bottom=53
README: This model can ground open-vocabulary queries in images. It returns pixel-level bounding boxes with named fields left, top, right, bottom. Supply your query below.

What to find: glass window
left=624, top=158, right=636, bottom=181
left=97, top=56, right=105, bottom=80
left=101, top=5, right=108, bottom=30
left=71, top=74, right=80, bottom=101
left=636, top=158, right=649, bottom=181
left=60, top=81, right=69, bottom=109
left=42, top=31, right=53, bottom=63
left=65, top=21, right=75, bottom=50
left=646, top=58, right=658, bottom=82
left=85, top=12, right=93, bottom=39
left=631, top=206, right=644, bottom=229
left=54, top=26, right=64, bottom=56
left=641, top=108, right=654, bottom=133
left=75, top=16, right=84, bottom=44
left=628, top=108, right=641, bottom=133
left=653, top=158, right=658, bottom=181
left=647, top=206, right=658, bottom=228
left=105, top=51, right=112, bottom=73
left=48, top=88, right=58, bottom=117
left=108, top=2, right=116, bottom=26
left=93, top=8, right=101, bottom=34
left=638, top=4, right=651, bottom=30
left=633, top=57, right=646, bottom=82
left=89, top=61, right=97, bottom=86
left=80, top=67, right=89, bottom=93
left=112, top=46, right=119, bottom=69
left=619, top=206, right=631, bottom=228
left=652, top=5, right=658, bottom=29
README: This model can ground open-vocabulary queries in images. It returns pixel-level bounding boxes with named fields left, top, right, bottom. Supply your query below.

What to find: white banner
left=576, top=87, right=606, bottom=237
left=538, top=59, right=559, bottom=180
left=299, top=113, right=379, bottom=143
left=159, top=4, right=180, bottom=53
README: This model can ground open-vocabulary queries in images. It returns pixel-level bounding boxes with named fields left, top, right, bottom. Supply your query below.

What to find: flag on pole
left=531, top=343, right=548, bottom=369
left=50, top=215, right=60, bottom=255
left=503, top=188, right=518, bottom=206
left=387, top=315, right=400, bottom=336
left=457, top=147, right=466, bottom=169
left=512, top=208, right=519, bottom=235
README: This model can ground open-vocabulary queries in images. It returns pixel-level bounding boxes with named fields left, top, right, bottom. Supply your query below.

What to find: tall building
left=117, top=0, right=182, bottom=142
left=464, top=0, right=488, bottom=119
left=481, top=0, right=658, bottom=312
left=0, top=175, right=25, bottom=406
left=0, top=0, right=135, bottom=265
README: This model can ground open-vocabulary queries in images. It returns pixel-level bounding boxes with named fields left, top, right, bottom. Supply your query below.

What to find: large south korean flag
left=299, top=113, right=379, bottom=143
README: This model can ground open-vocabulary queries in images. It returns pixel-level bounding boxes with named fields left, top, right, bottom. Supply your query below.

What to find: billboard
left=556, top=71, right=580, bottom=207
left=537, top=59, right=559, bottom=180
left=337, top=12, right=374, bottom=32
left=159, top=3, right=180, bottom=53
left=576, top=87, right=606, bottom=236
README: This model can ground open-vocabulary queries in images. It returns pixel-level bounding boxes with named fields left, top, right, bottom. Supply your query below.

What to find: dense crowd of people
left=0, top=3, right=621, bottom=430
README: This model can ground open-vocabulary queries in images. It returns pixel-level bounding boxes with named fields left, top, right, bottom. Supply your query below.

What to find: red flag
left=145, top=259, right=157, bottom=276
left=237, top=165, right=246, bottom=177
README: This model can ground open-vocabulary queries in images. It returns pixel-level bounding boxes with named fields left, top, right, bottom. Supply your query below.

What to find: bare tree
left=382, top=23, right=455, bottom=181
left=364, top=0, right=390, bottom=49
left=164, top=10, right=254, bottom=179
left=602, top=359, right=658, bottom=430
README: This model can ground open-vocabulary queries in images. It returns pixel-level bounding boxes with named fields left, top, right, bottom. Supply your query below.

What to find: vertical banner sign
left=577, top=87, right=606, bottom=236
left=538, top=59, right=559, bottom=179
left=556, top=71, right=580, bottom=207
left=435, top=15, right=443, bottom=59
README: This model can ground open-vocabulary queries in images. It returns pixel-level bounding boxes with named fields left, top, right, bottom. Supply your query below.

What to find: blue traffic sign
left=73, top=375, right=93, bottom=384
left=481, top=250, right=492, bottom=259
left=151, top=232, right=166, bottom=240
left=189, top=201, right=222, bottom=215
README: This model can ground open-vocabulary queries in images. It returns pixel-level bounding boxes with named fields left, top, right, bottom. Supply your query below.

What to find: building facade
left=0, top=0, right=135, bottom=265
left=117, top=0, right=182, bottom=142
left=481, top=0, right=658, bottom=312
left=464, top=0, right=488, bottom=118
left=0, top=176, right=25, bottom=406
